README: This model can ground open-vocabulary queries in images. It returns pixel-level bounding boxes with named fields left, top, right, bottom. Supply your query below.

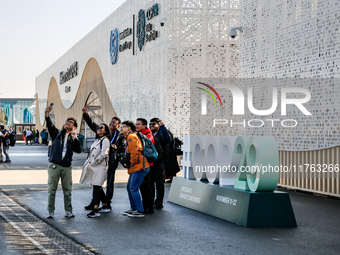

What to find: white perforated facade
left=234, top=0, right=340, bottom=151
left=237, top=0, right=340, bottom=196
left=35, top=0, right=240, bottom=137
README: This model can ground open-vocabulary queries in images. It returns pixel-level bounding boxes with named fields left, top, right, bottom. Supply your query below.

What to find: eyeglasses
left=149, top=123, right=157, bottom=126
left=97, top=126, right=104, bottom=130
left=110, top=121, right=118, bottom=125
left=65, top=120, right=75, bottom=125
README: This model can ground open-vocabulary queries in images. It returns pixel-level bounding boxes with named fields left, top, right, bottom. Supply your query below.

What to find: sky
left=0, top=0, right=126, bottom=99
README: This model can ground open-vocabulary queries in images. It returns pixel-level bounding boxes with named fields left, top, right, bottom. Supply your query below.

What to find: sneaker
left=99, top=205, right=111, bottom=213
left=4, top=160, right=11, bottom=163
left=65, top=211, right=75, bottom=218
left=87, top=210, right=100, bottom=218
left=154, top=203, right=164, bottom=209
left=122, top=209, right=134, bottom=216
left=127, top=210, right=145, bottom=218
left=144, top=208, right=154, bottom=214
left=84, top=201, right=94, bottom=211
left=47, top=211, right=54, bottom=218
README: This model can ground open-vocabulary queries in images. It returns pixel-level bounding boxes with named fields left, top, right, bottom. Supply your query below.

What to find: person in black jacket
left=149, top=118, right=177, bottom=208
left=82, top=105, right=125, bottom=212
left=45, top=105, right=82, bottom=219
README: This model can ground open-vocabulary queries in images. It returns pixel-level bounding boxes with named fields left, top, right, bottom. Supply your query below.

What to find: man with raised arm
left=45, top=105, right=82, bottom=219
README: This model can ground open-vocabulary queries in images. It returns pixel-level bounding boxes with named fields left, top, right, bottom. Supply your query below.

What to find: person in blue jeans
left=121, top=121, right=150, bottom=217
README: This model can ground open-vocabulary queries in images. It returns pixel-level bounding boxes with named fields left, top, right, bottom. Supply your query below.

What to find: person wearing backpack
left=149, top=118, right=180, bottom=183
left=121, top=121, right=150, bottom=218
left=44, top=105, right=82, bottom=219
left=8, top=128, right=16, bottom=147
left=0, top=125, right=11, bottom=163
left=149, top=118, right=171, bottom=208
left=0, top=130, right=3, bottom=163
left=136, top=118, right=155, bottom=214
left=41, top=129, right=48, bottom=145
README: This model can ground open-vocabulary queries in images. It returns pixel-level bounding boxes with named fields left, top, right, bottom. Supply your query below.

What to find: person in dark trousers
left=35, top=129, right=40, bottom=144
left=136, top=118, right=155, bottom=214
left=80, top=123, right=110, bottom=218
left=0, top=130, right=2, bottom=163
left=149, top=118, right=172, bottom=208
left=26, top=128, right=33, bottom=145
left=41, top=129, right=48, bottom=145
left=0, top=125, right=11, bottom=163
left=82, top=105, right=125, bottom=212
left=44, top=105, right=82, bottom=219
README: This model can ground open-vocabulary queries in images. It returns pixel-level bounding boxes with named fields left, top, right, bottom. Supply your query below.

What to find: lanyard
left=111, top=131, right=117, bottom=144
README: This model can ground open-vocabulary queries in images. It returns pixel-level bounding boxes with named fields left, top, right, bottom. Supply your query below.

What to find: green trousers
left=47, top=163, right=73, bottom=212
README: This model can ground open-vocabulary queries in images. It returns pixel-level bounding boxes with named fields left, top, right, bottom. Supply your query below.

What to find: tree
left=0, top=108, right=8, bottom=125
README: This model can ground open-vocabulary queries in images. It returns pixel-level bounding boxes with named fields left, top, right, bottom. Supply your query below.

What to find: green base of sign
left=168, top=177, right=297, bottom=228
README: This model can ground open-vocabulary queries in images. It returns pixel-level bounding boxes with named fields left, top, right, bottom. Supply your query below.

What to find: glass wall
left=0, top=98, right=35, bottom=127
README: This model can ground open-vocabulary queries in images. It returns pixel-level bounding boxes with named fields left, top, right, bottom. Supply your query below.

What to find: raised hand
left=45, top=106, right=53, bottom=117
left=82, top=105, right=88, bottom=114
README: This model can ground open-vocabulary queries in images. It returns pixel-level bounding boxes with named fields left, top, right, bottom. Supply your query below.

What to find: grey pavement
left=1, top=142, right=340, bottom=254
left=0, top=141, right=87, bottom=170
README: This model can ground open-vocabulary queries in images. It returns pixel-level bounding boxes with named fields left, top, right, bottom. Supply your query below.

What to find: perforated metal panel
left=36, top=0, right=240, bottom=140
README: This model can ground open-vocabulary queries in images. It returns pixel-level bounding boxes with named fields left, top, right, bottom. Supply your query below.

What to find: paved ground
left=1, top=142, right=340, bottom=254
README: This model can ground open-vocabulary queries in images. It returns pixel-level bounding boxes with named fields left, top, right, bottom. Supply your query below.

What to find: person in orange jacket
left=121, top=121, right=150, bottom=217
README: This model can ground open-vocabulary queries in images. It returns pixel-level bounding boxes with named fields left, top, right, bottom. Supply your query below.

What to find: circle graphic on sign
left=110, top=28, right=119, bottom=65
left=137, top=9, right=146, bottom=51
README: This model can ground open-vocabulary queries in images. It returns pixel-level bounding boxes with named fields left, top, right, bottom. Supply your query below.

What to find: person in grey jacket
left=80, top=123, right=110, bottom=218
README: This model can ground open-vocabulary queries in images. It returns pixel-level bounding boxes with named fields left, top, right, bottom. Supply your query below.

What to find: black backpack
left=172, top=137, right=183, bottom=155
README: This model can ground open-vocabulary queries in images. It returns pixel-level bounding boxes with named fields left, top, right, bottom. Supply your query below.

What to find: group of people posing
left=44, top=104, right=180, bottom=219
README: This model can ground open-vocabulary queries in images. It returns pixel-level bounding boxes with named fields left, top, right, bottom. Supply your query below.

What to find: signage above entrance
left=60, top=61, right=78, bottom=85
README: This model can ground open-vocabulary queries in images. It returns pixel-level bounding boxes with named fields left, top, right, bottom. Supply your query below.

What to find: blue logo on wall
left=137, top=9, right=146, bottom=51
left=110, top=28, right=119, bottom=64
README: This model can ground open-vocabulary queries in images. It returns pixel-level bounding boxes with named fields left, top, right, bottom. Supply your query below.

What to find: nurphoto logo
left=195, top=80, right=312, bottom=128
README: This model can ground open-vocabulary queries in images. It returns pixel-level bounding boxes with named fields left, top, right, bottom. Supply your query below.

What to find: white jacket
left=79, top=136, right=110, bottom=186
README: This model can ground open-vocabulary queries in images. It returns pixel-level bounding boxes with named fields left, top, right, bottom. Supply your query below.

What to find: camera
left=229, top=26, right=243, bottom=39
left=160, top=18, right=166, bottom=27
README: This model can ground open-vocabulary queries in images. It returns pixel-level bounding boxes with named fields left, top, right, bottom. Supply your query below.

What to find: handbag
left=118, top=153, right=131, bottom=168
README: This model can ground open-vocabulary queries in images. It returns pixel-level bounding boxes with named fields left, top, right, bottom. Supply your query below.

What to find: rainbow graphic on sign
left=196, top=82, right=223, bottom=106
